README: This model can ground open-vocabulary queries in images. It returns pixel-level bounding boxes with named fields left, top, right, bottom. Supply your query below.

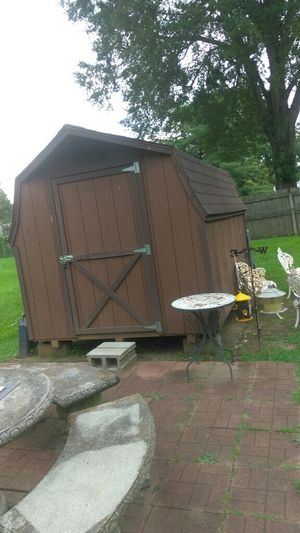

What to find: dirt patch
left=222, top=302, right=298, bottom=356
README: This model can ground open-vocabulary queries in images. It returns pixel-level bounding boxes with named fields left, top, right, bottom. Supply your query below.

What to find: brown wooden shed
left=10, top=124, right=246, bottom=345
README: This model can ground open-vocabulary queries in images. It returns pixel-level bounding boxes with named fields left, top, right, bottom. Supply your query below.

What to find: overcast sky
left=0, top=0, right=129, bottom=202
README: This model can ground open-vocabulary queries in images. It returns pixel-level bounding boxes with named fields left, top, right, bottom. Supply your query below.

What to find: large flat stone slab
left=0, top=394, right=156, bottom=533
left=0, top=368, right=53, bottom=447
left=20, top=363, right=120, bottom=409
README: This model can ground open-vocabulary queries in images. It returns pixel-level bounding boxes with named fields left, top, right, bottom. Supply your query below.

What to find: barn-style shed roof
left=11, top=124, right=244, bottom=240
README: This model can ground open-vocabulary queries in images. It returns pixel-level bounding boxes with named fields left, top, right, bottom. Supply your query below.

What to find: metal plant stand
left=171, top=293, right=235, bottom=382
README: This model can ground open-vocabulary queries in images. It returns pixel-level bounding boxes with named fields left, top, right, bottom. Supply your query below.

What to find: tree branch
left=243, top=61, right=269, bottom=124
left=290, top=84, right=300, bottom=125
left=196, top=35, right=229, bottom=48
left=286, top=70, right=300, bottom=99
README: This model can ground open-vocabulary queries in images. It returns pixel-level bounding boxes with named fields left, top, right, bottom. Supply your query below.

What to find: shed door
left=52, top=164, right=162, bottom=335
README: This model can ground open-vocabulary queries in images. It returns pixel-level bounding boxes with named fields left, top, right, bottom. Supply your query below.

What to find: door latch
left=59, top=255, right=74, bottom=266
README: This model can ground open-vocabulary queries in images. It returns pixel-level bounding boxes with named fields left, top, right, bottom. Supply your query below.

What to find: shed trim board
left=13, top=247, right=34, bottom=340
left=50, top=164, right=162, bottom=336
left=45, top=180, right=76, bottom=339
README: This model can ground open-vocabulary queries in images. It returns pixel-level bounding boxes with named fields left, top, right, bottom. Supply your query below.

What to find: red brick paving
left=1, top=360, right=300, bottom=531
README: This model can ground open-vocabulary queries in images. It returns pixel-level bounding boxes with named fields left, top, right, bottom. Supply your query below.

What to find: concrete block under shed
left=87, top=342, right=137, bottom=371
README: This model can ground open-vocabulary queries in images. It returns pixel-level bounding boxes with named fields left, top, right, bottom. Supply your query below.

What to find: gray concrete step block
left=87, top=342, right=137, bottom=371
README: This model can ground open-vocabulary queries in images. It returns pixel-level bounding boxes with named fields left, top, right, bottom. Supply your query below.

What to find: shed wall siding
left=15, top=179, right=70, bottom=340
left=142, top=154, right=208, bottom=334
left=206, top=214, right=247, bottom=294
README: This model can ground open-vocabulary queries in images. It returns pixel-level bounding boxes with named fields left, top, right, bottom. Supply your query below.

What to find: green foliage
left=0, top=235, right=11, bottom=258
left=294, top=479, right=300, bottom=494
left=164, top=85, right=281, bottom=195
left=291, top=434, right=300, bottom=444
left=165, top=94, right=276, bottom=195
left=281, top=463, right=300, bottom=471
left=61, top=0, right=300, bottom=188
left=0, top=257, right=23, bottom=361
left=219, top=159, right=273, bottom=197
left=0, top=188, right=12, bottom=224
left=192, top=453, right=218, bottom=464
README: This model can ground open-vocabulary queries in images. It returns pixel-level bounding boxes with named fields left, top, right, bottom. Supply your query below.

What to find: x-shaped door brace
left=71, top=254, right=147, bottom=329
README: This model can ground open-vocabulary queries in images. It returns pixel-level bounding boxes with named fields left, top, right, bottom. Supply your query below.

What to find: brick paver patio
left=1, top=360, right=300, bottom=532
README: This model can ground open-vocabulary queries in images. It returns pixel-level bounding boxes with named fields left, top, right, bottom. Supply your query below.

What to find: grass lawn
left=0, top=257, right=23, bottom=362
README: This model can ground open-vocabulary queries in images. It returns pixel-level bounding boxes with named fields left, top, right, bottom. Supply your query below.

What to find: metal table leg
left=185, top=309, right=233, bottom=381
left=186, top=311, right=207, bottom=382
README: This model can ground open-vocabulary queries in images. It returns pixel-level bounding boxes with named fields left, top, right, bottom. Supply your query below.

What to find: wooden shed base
left=182, top=335, right=197, bottom=354
left=37, top=341, right=72, bottom=357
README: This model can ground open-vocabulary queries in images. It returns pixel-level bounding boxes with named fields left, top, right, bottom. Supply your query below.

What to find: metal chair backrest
left=277, top=247, right=294, bottom=274
left=235, top=261, right=271, bottom=295
left=289, top=267, right=300, bottom=298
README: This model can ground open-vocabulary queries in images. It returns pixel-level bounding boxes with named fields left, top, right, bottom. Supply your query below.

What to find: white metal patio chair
left=235, top=261, right=277, bottom=295
left=289, top=268, right=300, bottom=327
left=277, top=247, right=300, bottom=298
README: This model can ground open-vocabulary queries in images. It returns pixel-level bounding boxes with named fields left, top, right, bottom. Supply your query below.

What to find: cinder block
left=86, top=342, right=137, bottom=371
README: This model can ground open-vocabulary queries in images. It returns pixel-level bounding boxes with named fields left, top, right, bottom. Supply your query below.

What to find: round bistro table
left=0, top=368, right=53, bottom=447
left=172, top=293, right=235, bottom=382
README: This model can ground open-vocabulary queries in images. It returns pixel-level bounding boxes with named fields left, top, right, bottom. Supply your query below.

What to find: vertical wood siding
left=15, top=179, right=70, bottom=340
left=142, top=154, right=209, bottom=334
left=244, top=189, right=300, bottom=239
left=206, top=215, right=247, bottom=294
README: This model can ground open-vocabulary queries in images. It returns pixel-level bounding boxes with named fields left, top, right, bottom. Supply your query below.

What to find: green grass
left=252, top=234, right=300, bottom=291
left=0, top=257, right=23, bottom=361
left=280, top=463, right=300, bottom=471
left=294, top=479, right=300, bottom=494
left=192, top=453, right=218, bottom=464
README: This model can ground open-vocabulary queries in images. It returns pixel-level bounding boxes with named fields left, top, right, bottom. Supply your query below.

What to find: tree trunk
left=272, top=141, right=297, bottom=191
left=267, top=115, right=297, bottom=191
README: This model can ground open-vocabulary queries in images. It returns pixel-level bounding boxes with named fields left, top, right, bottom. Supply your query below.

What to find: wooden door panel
left=53, top=168, right=162, bottom=334
left=76, top=179, right=114, bottom=327
left=109, top=173, right=146, bottom=326
left=94, top=179, right=128, bottom=327
left=93, top=176, right=131, bottom=326
left=69, top=256, right=149, bottom=328
left=59, top=182, right=98, bottom=329
left=125, top=261, right=150, bottom=320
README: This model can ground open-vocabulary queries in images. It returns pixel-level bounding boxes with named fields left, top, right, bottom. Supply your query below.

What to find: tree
left=0, top=188, right=12, bottom=224
left=166, top=108, right=275, bottom=196
left=61, top=0, right=300, bottom=189
left=166, top=85, right=276, bottom=194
